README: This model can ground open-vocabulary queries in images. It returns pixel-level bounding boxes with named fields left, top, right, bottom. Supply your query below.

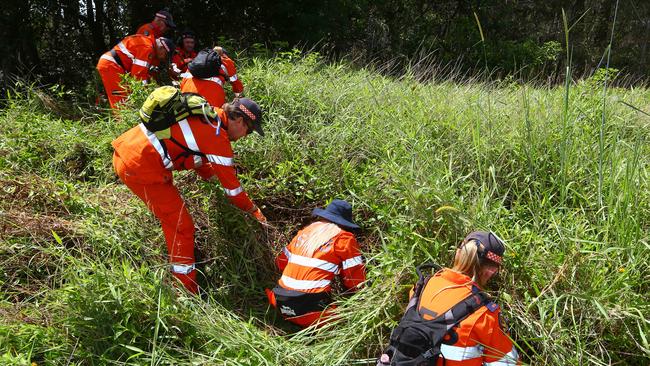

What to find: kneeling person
left=267, top=199, right=366, bottom=327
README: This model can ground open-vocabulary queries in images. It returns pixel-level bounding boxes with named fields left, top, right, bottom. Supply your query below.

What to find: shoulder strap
left=441, top=290, right=489, bottom=332
left=413, top=262, right=442, bottom=298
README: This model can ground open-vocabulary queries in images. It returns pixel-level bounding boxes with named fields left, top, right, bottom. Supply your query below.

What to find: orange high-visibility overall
left=111, top=109, right=257, bottom=293
left=171, top=48, right=197, bottom=76
left=416, top=269, right=520, bottom=365
left=179, top=54, right=243, bottom=108
left=137, top=22, right=162, bottom=42
left=267, top=222, right=366, bottom=327
left=96, top=35, right=157, bottom=109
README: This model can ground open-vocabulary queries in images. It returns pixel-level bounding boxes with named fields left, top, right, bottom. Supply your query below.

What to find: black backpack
left=187, top=48, right=222, bottom=78
left=378, top=263, right=489, bottom=366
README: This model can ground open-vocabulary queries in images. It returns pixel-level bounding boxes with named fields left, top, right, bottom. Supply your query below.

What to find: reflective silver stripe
left=229, top=74, right=238, bottom=82
left=117, top=42, right=135, bottom=59
left=485, top=347, right=519, bottom=366
left=341, top=255, right=363, bottom=270
left=283, top=248, right=339, bottom=273
left=220, top=64, right=229, bottom=76
left=139, top=124, right=173, bottom=170
left=171, top=263, right=195, bottom=275
left=440, top=344, right=483, bottom=361
left=100, top=54, right=119, bottom=64
left=224, top=186, right=243, bottom=196
left=207, top=154, right=233, bottom=166
left=180, top=73, right=223, bottom=85
left=280, top=275, right=331, bottom=291
left=132, top=58, right=149, bottom=68
left=177, top=119, right=203, bottom=167
left=117, top=42, right=148, bottom=68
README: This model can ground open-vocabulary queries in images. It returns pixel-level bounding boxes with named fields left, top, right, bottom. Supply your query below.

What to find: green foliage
left=1, top=55, right=649, bottom=365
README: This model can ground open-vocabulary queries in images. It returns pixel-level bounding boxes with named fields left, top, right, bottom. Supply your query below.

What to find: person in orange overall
left=266, top=199, right=366, bottom=328
left=137, top=9, right=176, bottom=42
left=111, top=98, right=266, bottom=293
left=378, top=231, right=520, bottom=366
left=171, top=30, right=197, bottom=77
left=180, top=47, right=244, bottom=108
left=96, top=35, right=174, bottom=109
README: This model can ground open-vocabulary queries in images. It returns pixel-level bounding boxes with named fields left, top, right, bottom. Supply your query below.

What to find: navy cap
left=463, top=231, right=505, bottom=265
left=156, top=10, right=176, bottom=28
left=312, top=199, right=360, bottom=230
left=234, top=98, right=264, bottom=136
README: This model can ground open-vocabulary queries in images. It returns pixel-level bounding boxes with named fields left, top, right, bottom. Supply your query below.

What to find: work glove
left=252, top=207, right=267, bottom=223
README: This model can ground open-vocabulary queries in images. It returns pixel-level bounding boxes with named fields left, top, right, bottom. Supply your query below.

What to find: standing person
left=180, top=47, right=244, bottom=108
left=378, top=231, right=520, bottom=366
left=266, top=199, right=366, bottom=328
left=137, top=9, right=176, bottom=41
left=111, top=97, right=266, bottom=293
left=171, top=30, right=197, bottom=77
left=96, top=35, right=174, bottom=109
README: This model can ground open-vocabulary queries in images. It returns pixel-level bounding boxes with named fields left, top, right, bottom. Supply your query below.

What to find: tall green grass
left=0, top=54, right=648, bottom=365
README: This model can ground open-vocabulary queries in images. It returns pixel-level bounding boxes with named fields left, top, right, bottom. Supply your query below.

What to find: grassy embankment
left=0, top=53, right=649, bottom=365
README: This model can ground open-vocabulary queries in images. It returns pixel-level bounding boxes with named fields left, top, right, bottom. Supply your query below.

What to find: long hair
left=451, top=239, right=482, bottom=281
left=292, top=221, right=341, bottom=257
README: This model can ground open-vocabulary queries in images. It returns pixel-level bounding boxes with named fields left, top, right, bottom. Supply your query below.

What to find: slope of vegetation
left=1, top=54, right=649, bottom=365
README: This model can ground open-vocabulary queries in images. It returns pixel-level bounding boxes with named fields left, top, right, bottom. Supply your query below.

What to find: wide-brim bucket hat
left=312, top=199, right=360, bottom=230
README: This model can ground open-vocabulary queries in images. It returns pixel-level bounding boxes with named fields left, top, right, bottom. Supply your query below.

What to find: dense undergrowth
left=1, top=54, right=649, bottom=365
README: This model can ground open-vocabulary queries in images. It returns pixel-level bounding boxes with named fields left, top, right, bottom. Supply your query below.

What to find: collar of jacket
left=438, top=268, right=481, bottom=290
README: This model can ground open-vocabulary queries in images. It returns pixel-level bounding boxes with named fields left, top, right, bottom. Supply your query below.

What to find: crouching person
left=266, top=199, right=366, bottom=327
left=112, top=95, right=267, bottom=294
left=378, top=231, right=520, bottom=366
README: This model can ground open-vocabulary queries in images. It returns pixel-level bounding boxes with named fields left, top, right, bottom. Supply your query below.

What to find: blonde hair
left=452, top=240, right=482, bottom=280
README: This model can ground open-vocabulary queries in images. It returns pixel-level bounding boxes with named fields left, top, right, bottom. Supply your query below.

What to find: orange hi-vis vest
left=137, top=22, right=162, bottom=42
left=98, top=35, right=157, bottom=80
left=111, top=108, right=255, bottom=212
left=171, top=48, right=197, bottom=75
left=417, top=269, right=520, bottom=366
left=276, top=222, right=366, bottom=294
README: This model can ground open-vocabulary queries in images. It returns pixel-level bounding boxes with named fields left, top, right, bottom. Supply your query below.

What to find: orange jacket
left=276, top=222, right=366, bottom=294
left=137, top=22, right=162, bottom=42
left=180, top=75, right=226, bottom=108
left=97, top=35, right=157, bottom=81
left=218, top=55, right=244, bottom=94
left=171, top=48, right=197, bottom=75
left=416, top=269, right=520, bottom=366
left=110, top=108, right=256, bottom=212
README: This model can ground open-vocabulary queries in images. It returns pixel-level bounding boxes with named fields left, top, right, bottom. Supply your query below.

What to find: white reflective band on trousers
left=223, top=186, right=243, bottom=197
left=117, top=42, right=149, bottom=68
left=440, top=344, right=483, bottom=361
left=280, top=275, right=331, bottom=291
left=485, top=347, right=519, bottom=366
left=207, top=154, right=233, bottom=166
left=341, top=255, right=363, bottom=270
left=177, top=119, right=203, bottom=167
left=229, top=74, right=238, bottom=82
left=283, top=247, right=339, bottom=273
left=171, top=263, right=195, bottom=275
left=139, top=124, right=173, bottom=169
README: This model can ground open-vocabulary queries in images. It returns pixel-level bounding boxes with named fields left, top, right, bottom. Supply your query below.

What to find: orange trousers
left=113, top=152, right=198, bottom=293
left=97, top=61, right=128, bottom=109
left=265, top=289, right=336, bottom=328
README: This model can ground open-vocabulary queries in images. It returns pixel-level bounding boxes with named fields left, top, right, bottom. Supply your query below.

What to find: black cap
left=155, top=10, right=176, bottom=29
left=234, top=98, right=264, bottom=136
left=463, top=231, right=505, bottom=265
left=157, top=37, right=175, bottom=61
left=180, top=30, right=196, bottom=40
